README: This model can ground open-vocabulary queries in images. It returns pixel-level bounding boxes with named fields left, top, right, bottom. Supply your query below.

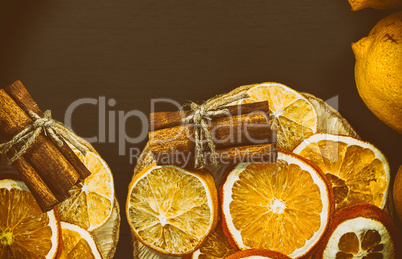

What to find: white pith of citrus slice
left=221, top=152, right=333, bottom=258
left=0, top=178, right=60, bottom=259
left=57, top=150, right=115, bottom=231
left=126, top=164, right=218, bottom=256
left=60, top=222, right=102, bottom=259
left=235, top=82, right=318, bottom=151
left=293, top=133, right=390, bottom=211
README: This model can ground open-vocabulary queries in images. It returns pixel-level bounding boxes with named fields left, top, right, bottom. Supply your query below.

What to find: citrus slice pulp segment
left=293, top=133, right=390, bottom=211
left=126, top=164, right=218, bottom=256
left=189, top=223, right=236, bottom=259
left=60, top=222, right=102, bottom=259
left=0, top=179, right=60, bottom=259
left=237, top=83, right=318, bottom=151
left=57, top=150, right=114, bottom=231
left=221, top=152, right=332, bottom=258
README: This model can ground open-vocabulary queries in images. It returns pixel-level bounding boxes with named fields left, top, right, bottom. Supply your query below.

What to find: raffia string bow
left=0, top=110, right=87, bottom=163
left=182, top=92, right=249, bottom=168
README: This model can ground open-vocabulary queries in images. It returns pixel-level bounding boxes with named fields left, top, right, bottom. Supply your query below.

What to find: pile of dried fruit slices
left=127, top=82, right=400, bottom=259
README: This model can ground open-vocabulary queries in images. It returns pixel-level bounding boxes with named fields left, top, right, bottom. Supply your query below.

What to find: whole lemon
left=393, top=164, right=402, bottom=222
left=348, top=0, right=402, bottom=11
left=352, top=11, right=402, bottom=133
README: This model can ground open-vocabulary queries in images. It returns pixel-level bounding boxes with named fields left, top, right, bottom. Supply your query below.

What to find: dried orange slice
left=126, top=164, right=218, bottom=256
left=226, top=249, right=291, bottom=259
left=184, top=223, right=236, bottom=259
left=293, top=133, right=390, bottom=211
left=57, top=149, right=115, bottom=231
left=235, top=82, right=318, bottom=151
left=0, top=178, right=60, bottom=259
left=59, top=222, right=102, bottom=259
left=314, top=203, right=402, bottom=258
left=220, top=151, right=333, bottom=258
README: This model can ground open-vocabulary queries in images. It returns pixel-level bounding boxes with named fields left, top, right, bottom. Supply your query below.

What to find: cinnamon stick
left=0, top=89, right=79, bottom=207
left=150, top=101, right=269, bottom=131
left=152, top=143, right=277, bottom=167
left=149, top=112, right=274, bottom=154
left=5, top=81, right=91, bottom=181
left=11, top=155, right=59, bottom=210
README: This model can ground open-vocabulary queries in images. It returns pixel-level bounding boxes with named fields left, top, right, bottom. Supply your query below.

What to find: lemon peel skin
left=352, top=11, right=402, bottom=133
left=348, top=0, right=402, bottom=11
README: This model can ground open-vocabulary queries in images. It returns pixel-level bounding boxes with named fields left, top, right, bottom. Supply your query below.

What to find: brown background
left=1, top=1, right=401, bottom=258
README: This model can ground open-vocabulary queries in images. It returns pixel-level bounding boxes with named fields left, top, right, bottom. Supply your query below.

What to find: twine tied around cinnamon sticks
left=182, top=92, right=249, bottom=168
left=0, top=109, right=87, bottom=164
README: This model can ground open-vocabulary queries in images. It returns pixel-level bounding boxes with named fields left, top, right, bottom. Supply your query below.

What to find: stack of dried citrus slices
left=0, top=141, right=119, bottom=259
left=127, top=82, right=400, bottom=259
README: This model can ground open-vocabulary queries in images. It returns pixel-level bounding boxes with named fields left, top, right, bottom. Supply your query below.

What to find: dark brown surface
left=0, top=1, right=401, bottom=258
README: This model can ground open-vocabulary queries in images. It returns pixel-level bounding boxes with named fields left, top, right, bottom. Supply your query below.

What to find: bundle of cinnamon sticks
left=0, top=81, right=91, bottom=212
left=149, top=101, right=277, bottom=167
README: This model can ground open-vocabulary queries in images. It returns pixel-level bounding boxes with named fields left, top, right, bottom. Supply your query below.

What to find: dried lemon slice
left=314, top=204, right=401, bottom=258
left=236, top=82, right=318, bottom=151
left=57, top=150, right=115, bottom=231
left=126, top=164, right=218, bottom=256
left=0, top=178, right=60, bottom=259
left=220, top=152, right=333, bottom=258
left=293, top=133, right=390, bottom=211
